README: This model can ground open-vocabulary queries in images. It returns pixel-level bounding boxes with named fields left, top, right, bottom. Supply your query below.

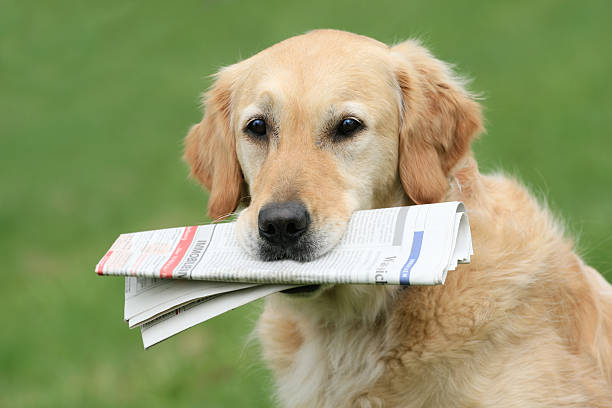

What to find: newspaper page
left=97, top=202, right=472, bottom=286
left=124, top=277, right=262, bottom=328
left=124, top=276, right=293, bottom=348
left=139, top=283, right=292, bottom=349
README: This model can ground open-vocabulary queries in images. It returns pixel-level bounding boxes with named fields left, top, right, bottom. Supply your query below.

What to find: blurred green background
left=1, top=0, right=610, bottom=406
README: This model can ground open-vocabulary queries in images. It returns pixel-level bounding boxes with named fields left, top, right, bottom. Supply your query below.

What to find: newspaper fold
left=97, top=202, right=473, bottom=348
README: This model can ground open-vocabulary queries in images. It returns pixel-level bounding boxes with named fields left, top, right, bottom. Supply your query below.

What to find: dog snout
left=258, top=201, right=311, bottom=248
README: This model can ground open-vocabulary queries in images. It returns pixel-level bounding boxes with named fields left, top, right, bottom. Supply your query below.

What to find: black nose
left=258, top=201, right=311, bottom=248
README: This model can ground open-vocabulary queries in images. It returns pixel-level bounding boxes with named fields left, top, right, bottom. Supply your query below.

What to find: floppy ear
left=184, top=66, right=243, bottom=220
left=392, top=40, right=483, bottom=204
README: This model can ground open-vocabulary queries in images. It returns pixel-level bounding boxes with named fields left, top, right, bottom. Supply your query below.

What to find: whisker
left=211, top=210, right=241, bottom=223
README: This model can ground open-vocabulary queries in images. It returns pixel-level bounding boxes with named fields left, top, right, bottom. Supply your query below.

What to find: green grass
left=1, top=0, right=611, bottom=406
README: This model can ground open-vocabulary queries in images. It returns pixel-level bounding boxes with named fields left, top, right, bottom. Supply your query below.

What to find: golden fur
left=184, top=29, right=612, bottom=407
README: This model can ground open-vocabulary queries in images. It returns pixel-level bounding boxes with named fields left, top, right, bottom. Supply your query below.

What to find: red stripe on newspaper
left=159, top=226, right=197, bottom=278
left=96, top=250, right=113, bottom=275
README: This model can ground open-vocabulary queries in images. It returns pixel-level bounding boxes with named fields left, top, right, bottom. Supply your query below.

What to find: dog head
left=185, top=29, right=482, bottom=265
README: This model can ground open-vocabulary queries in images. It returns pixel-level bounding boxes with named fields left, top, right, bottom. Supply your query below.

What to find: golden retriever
left=184, top=29, right=612, bottom=407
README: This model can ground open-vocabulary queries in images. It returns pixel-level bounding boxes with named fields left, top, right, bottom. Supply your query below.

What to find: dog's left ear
left=184, top=65, right=243, bottom=220
left=392, top=40, right=484, bottom=204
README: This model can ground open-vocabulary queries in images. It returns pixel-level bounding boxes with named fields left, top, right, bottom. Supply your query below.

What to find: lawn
left=1, top=0, right=610, bottom=406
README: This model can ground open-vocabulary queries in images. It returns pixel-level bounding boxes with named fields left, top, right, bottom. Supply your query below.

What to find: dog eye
left=246, top=119, right=267, bottom=138
left=336, top=118, right=362, bottom=138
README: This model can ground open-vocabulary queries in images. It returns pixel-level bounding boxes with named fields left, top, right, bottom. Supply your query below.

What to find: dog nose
left=258, top=201, right=311, bottom=248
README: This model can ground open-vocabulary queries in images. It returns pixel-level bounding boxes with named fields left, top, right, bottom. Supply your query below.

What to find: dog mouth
left=280, top=284, right=322, bottom=295
left=257, top=234, right=321, bottom=262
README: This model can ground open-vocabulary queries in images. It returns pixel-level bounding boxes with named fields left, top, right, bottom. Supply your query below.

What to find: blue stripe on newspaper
left=399, top=231, right=424, bottom=285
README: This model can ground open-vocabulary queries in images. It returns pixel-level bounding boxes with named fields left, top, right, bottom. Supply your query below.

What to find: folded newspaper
left=97, top=202, right=473, bottom=348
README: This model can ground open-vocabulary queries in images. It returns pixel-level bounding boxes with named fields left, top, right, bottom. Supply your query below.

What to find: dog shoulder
left=449, top=157, right=612, bottom=383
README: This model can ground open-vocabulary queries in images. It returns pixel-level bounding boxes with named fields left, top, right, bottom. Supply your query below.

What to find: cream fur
left=184, top=29, right=612, bottom=407
left=258, top=159, right=612, bottom=407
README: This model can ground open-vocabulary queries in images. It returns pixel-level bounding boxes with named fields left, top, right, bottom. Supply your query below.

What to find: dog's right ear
left=184, top=66, right=243, bottom=221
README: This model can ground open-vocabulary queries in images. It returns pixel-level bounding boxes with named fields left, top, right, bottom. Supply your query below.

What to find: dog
left=184, top=29, right=612, bottom=407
